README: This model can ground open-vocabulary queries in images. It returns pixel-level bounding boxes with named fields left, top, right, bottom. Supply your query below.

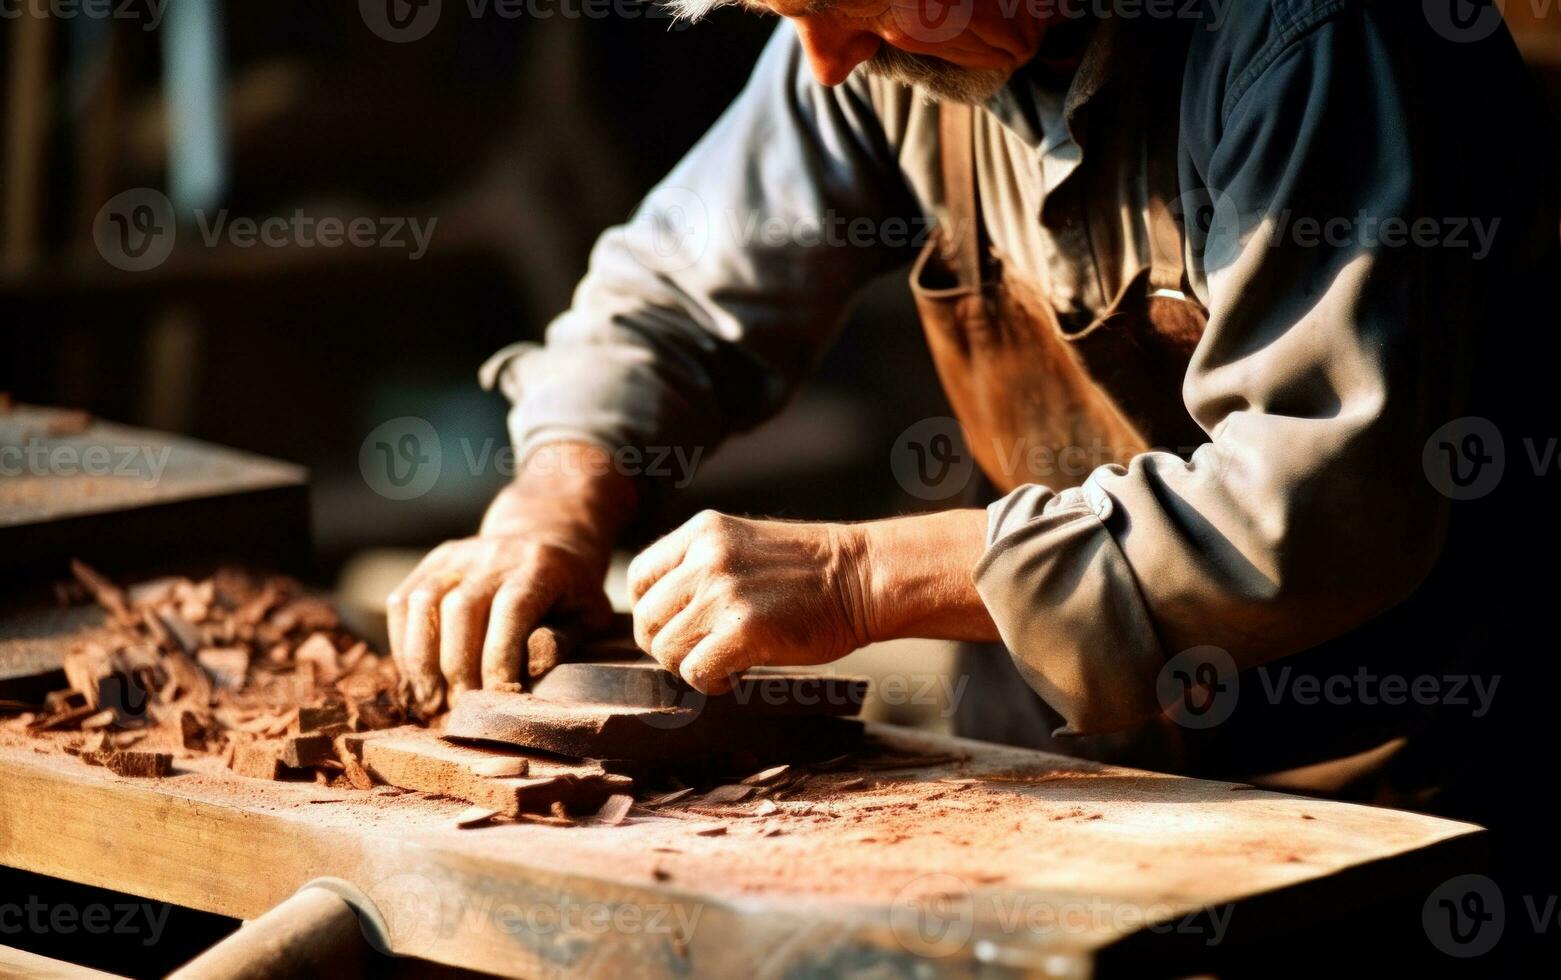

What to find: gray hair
left=661, top=0, right=738, bottom=21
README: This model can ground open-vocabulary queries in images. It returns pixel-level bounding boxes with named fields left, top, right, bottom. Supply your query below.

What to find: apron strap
left=938, top=103, right=983, bottom=288
left=1143, top=34, right=1193, bottom=297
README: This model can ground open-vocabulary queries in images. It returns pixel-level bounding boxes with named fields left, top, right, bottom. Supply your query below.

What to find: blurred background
left=3, top=2, right=1560, bottom=728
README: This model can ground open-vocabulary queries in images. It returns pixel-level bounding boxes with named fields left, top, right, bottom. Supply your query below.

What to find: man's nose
left=792, top=16, right=880, bottom=87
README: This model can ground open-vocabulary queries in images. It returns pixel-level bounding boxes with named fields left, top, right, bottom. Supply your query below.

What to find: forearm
left=850, top=509, right=999, bottom=645
left=479, top=442, right=639, bottom=554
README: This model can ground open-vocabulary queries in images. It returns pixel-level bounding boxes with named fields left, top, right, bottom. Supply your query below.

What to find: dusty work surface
left=0, top=722, right=1482, bottom=977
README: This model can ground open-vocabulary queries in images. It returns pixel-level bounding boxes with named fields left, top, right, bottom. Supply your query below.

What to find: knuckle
left=440, top=588, right=478, bottom=616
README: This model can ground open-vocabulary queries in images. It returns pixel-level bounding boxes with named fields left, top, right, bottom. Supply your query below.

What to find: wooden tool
left=530, top=661, right=868, bottom=717
left=444, top=690, right=864, bottom=766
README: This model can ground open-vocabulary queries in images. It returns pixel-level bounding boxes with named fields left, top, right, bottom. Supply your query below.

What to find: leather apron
left=909, top=101, right=1207, bottom=492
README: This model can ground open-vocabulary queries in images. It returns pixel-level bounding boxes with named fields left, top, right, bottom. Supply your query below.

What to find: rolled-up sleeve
left=975, top=11, right=1466, bottom=734
left=480, top=26, right=916, bottom=484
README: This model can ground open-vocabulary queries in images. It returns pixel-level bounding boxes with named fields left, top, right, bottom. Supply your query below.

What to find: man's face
left=716, top=1, right=1054, bottom=104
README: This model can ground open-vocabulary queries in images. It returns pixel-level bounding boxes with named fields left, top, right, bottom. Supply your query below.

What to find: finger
left=626, top=511, right=714, bottom=602
left=677, top=631, right=746, bottom=695
left=482, top=579, right=555, bottom=689
left=385, top=581, right=411, bottom=684
left=439, top=578, right=500, bottom=700
left=648, top=600, right=711, bottom=677
left=631, top=563, right=696, bottom=659
left=402, top=570, right=464, bottom=714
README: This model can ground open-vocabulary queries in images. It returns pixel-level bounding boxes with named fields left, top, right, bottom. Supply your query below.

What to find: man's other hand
left=628, top=511, right=873, bottom=693
left=387, top=443, right=636, bottom=714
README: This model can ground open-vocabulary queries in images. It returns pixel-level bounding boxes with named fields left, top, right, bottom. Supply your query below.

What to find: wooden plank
left=353, top=728, right=632, bottom=816
left=0, top=727, right=1484, bottom=978
left=0, top=405, right=310, bottom=581
left=0, top=945, right=123, bottom=980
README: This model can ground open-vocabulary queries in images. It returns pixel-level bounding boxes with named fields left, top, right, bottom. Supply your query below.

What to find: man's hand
left=387, top=443, right=636, bottom=714
left=628, top=508, right=998, bottom=692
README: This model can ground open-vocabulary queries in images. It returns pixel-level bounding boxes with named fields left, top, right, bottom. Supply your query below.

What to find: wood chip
left=701, top=784, right=754, bottom=805
left=83, top=750, right=172, bottom=778
left=643, top=787, right=697, bottom=807
left=453, top=806, right=501, bottom=829
left=595, top=794, right=634, bottom=826
left=278, top=733, right=337, bottom=769
left=294, top=633, right=341, bottom=685
left=692, top=824, right=727, bottom=837
left=232, top=743, right=283, bottom=780
left=196, top=648, right=250, bottom=690
left=518, top=813, right=577, bottom=827
left=470, top=756, right=530, bottom=778
left=754, top=799, right=779, bottom=817
left=70, top=560, right=128, bottom=619
left=296, top=701, right=348, bottom=734
left=341, top=754, right=376, bottom=791
left=741, top=764, right=792, bottom=786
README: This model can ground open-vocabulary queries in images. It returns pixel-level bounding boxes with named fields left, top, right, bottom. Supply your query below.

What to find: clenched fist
left=628, top=511, right=875, bottom=693
left=629, top=507, right=999, bottom=692
left=387, top=443, right=637, bottom=714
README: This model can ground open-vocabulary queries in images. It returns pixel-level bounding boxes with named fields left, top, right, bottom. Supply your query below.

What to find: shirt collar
left=984, top=14, right=1123, bottom=153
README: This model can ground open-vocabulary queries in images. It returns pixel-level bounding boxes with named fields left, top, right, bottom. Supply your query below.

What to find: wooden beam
left=0, top=727, right=1485, bottom=977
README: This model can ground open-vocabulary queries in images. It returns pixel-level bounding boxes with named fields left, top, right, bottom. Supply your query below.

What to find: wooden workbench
left=0, top=724, right=1481, bottom=978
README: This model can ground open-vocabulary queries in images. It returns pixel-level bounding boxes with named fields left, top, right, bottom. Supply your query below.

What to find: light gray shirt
left=481, top=2, right=1555, bottom=739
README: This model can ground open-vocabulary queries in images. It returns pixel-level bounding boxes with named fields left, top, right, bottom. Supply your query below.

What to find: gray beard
left=858, top=45, right=1009, bottom=105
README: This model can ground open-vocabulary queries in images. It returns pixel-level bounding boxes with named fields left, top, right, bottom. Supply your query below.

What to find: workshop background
left=3, top=2, right=1560, bottom=731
